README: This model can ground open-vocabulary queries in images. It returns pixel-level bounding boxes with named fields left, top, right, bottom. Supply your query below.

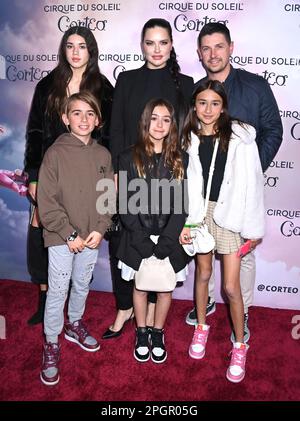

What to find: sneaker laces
left=193, top=326, right=208, bottom=346
left=43, top=343, right=59, bottom=369
left=151, top=329, right=164, bottom=349
left=229, top=346, right=247, bottom=369
left=72, top=320, right=89, bottom=341
left=136, top=329, right=149, bottom=347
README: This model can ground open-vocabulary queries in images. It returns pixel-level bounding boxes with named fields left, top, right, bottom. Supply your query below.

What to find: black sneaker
left=134, top=327, right=150, bottom=362
left=230, top=313, right=250, bottom=344
left=185, top=298, right=216, bottom=326
left=150, top=328, right=167, bottom=363
left=146, top=326, right=153, bottom=335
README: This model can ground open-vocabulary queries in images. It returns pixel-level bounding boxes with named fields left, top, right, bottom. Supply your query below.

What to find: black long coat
left=116, top=148, right=189, bottom=273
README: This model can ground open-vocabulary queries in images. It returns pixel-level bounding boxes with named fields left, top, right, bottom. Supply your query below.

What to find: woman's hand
left=179, top=227, right=192, bottom=244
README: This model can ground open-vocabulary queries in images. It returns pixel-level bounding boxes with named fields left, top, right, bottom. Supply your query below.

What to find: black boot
left=27, top=290, right=47, bottom=325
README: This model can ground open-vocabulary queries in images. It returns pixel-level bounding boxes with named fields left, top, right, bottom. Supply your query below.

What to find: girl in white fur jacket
left=180, top=80, right=264, bottom=383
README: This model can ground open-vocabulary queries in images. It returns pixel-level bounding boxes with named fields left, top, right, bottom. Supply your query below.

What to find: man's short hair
left=198, top=22, right=231, bottom=47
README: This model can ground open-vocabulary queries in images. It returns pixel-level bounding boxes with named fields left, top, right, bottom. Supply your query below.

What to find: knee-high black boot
left=27, top=290, right=47, bottom=325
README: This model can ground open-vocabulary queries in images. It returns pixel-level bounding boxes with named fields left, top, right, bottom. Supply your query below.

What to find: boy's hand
left=67, top=236, right=85, bottom=253
left=84, top=231, right=102, bottom=249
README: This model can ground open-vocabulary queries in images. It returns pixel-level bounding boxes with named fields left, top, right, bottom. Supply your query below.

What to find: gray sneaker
left=64, top=320, right=100, bottom=352
left=185, top=298, right=216, bottom=326
left=230, top=313, right=250, bottom=344
left=40, top=342, right=60, bottom=386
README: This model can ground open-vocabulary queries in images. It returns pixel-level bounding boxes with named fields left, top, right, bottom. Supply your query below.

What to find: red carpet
left=0, top=279, right=299, bottom=401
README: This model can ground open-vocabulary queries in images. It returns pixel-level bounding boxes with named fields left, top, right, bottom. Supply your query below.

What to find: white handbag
left=183, top=223, right=215, bottom=256
left=135, top=255, right=176, bottom=292
left=182, top=139, right=219, bottom=256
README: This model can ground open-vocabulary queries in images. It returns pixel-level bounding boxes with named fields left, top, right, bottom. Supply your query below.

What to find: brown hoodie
left=37, top=133, right=115, bottom=247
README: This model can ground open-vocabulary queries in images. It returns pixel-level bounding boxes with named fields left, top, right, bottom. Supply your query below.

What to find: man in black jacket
left=185, top=23, right=283, bottom=343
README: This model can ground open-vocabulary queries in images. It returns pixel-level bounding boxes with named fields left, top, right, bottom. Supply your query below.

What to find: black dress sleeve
left=109, top=72, right=127, bottom=173
left=98, top=75, right=114, bottom=150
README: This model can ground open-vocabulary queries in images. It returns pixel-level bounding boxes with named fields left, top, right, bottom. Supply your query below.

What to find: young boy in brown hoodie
left=38, top=92, right=115, bottom=386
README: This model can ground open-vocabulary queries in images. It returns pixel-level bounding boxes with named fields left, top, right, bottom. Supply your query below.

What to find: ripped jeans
left=44, top=245, right=98, bottom=343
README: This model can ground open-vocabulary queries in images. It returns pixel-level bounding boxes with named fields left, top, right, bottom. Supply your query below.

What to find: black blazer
left=117, top=148, right=189, bottom=273
left=110, top=65, right=194, bottom=171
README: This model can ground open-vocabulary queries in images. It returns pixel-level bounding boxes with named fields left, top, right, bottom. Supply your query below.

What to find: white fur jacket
left=186, top=122, right=265, bottom=239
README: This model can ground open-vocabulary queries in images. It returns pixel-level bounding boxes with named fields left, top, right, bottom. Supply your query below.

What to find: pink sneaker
left=189, top=324, right=210, bottom=359
left=226, top=342, right=249, bottom=383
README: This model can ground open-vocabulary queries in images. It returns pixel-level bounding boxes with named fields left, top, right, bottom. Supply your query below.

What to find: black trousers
left=108, top=230, right=156, bottom=310
left=27, top=225, right=48, bottom=285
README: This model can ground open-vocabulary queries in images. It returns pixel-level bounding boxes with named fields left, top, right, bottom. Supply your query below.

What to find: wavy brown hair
left=134, top=98, right=184, bottom=180
left=182, top=80, right=235, bottom=152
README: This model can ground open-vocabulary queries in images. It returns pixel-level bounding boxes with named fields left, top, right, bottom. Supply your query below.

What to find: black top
left=110, top=65, right=194, bottom=171
left=148, top=152, right=162, bottom=179
left=199, top=135, right=228, bottom=202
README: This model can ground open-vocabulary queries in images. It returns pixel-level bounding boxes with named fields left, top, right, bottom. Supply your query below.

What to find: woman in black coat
left=104, top=18, right=193, bottom=339
left=24, top=26, right=113, bottom=325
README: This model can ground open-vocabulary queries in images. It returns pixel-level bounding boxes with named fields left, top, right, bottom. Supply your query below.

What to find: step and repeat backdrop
left=0, top=0, right=299, bottom=309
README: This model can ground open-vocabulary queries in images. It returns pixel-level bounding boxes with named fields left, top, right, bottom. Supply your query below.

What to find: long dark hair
left=47, top=26, right=107, bottom=118
left=133, top=98, right=184, bottom=180
left=141, top=18, right=188, bottom=135
left=182, top=80, right=235, bottom=152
